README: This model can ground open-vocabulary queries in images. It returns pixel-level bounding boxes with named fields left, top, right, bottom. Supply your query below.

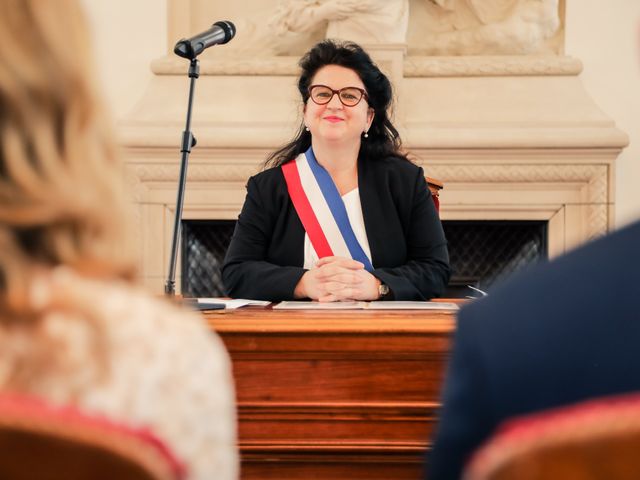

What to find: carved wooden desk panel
left=205, top=308, right=456, bottom=479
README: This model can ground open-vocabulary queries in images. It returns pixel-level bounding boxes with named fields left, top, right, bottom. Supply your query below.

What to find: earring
left=305, top=126, right=310, bottom=132
left=363, top=131, right=369, bottom=138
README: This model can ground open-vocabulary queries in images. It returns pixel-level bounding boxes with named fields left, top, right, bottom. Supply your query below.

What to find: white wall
left=82, top=0, right=167, bottom=119
left=83, top=1, right=640, bottom=227
left=565, top=0, right=640, bottom=226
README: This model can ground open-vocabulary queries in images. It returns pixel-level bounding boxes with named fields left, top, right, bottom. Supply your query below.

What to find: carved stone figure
left=428, top=0, right=520, bottom=28
left=202, top=0, right=560, bottom=60
left=413, top=0, right=561, bottom=55
left=269, top=0, right=410, bottom=48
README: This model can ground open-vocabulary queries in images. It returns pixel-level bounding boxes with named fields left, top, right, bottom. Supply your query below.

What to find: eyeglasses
left=308, top=85, right=369, bottom=107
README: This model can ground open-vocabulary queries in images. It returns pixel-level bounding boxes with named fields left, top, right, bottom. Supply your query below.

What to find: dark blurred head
left=0, top=0, right=136, bottom=314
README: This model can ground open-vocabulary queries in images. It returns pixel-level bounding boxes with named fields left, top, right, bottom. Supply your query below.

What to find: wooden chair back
left=0, top=394, right=185, bottom=480
left=464, top=393, right=640, bottom=480
left=426, top=176, right=444, bottom=212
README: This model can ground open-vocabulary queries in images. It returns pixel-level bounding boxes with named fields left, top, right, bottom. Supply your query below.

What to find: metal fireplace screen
left=181, top=220, right=547, bottom=298
left=181, top=221, right=236, bottom=298
left=442, top=220, right=547, bottom=297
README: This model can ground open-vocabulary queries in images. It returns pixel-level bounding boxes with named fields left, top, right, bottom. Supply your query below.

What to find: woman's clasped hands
left=294, top=256, right=381, bottom=302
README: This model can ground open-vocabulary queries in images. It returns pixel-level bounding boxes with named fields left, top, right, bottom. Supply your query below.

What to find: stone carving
left=588, top=206, right=609, bottom=239
left=269, top=0, right=410, bottom=48
left=417, top=162, right=610, bottom=236
left=417, top=163, right=608, bottom=203
left=125, top=160, right=608, bottom=208
left=410, top=0, right=561, bottom=55
left=171, top=0, right=562, bottom=72
left=203, top=1, right=409, bottom=58
left=210, top=17, right=321, bottom=58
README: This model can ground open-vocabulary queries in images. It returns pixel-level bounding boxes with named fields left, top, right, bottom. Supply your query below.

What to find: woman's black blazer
left=222, top=156, right=451, bottom=301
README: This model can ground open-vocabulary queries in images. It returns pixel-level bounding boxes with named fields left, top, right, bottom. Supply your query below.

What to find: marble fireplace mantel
left=121, top=3, right=628, bottom=292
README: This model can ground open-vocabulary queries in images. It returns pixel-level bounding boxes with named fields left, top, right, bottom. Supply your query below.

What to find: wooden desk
left=205, top=307, right=457, bottom=480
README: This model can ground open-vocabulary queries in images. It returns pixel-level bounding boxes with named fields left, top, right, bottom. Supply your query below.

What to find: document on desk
left=197, top=298, right=271, bottom=309
left=368, top=301, right=459, bottom=311
left=274, top=301, right=366, bottom=310
left=274, top=301, right=459, bottom=311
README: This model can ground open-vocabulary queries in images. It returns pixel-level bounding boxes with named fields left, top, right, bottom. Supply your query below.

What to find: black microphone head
left=174, top=39, right=193, bottom=59
left=213, top=21, right=236, bottom=44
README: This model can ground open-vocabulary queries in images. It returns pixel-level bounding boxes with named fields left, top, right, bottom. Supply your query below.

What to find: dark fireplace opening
left=181, top=220, right=548, bottom=298
left=442, top=220, right=547, bottom=297
left=181, top=220, right=236, bottom=298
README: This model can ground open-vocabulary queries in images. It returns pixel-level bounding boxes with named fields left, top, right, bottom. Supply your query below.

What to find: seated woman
left=0, top=1, right=237, bottom=479
left=223, top=40, right=450, bottom=302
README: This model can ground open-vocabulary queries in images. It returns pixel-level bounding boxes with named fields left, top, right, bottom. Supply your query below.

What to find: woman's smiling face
left=304, top=64, right=374, bottom=145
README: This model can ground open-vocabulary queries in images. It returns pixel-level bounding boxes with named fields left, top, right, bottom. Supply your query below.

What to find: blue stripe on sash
left=304, top=148, right=374, bottom=271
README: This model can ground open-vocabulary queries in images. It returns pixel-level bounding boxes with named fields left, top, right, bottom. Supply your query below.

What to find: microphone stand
left=164, top=58, right=223, bottom=310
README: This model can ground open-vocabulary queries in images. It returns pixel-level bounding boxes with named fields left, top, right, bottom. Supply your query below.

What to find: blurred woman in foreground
left=0, top=1, right=237, bottom=478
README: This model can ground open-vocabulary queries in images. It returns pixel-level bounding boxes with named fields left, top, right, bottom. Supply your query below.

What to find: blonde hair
left=0, top=0, right=136, bottom=317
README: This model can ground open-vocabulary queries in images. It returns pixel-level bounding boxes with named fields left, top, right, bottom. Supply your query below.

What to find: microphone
left=174, top=21, right=236, bottom=59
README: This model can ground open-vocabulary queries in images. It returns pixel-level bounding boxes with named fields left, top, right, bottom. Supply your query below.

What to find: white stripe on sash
left=295, top=153, right=353, bottom=259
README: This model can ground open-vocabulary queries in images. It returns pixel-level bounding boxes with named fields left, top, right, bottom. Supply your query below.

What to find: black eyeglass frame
left=307, top=84, right=369, bottom=107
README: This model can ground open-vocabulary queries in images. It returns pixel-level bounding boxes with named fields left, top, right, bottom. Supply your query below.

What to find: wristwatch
left=378, top=282, right=390, bottom=299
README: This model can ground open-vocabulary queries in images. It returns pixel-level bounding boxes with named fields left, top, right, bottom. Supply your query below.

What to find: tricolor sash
left=281, top=148, right=373, bottom=271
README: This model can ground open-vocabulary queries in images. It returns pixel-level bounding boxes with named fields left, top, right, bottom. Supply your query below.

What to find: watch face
left=379, top=284, right=389, bottom=296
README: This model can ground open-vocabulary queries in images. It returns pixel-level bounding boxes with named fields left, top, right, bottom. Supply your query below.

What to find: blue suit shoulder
left=459, top=219, right=640, bottom=332
left=429, top=220, right=640, bottom=480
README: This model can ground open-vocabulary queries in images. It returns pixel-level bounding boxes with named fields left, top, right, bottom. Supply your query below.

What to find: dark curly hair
left=264, top=39, right=408, bottom=168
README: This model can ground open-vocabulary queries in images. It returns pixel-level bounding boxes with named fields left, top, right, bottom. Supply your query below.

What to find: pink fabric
left=466, top=392, right=640, bottom=478
left=0, top=393, right=186, bottom=479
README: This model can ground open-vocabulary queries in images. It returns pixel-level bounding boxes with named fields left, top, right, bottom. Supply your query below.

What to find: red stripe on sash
left=282, top=160, right=334, bottom=258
